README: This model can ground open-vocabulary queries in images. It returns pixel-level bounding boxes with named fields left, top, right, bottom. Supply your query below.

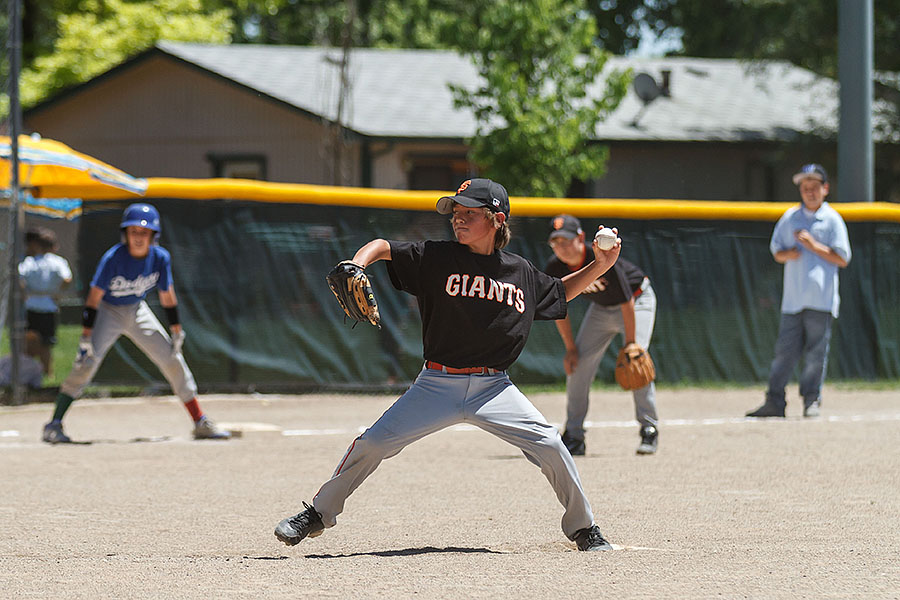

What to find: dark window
left=407, top=156, right=471, bottom=191
left=207, top=154, right=267, bottom=180
left=566, top=178, right=587, bottom=198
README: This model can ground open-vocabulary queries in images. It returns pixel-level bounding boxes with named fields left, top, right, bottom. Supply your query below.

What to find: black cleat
left=274, top=502, right=325, bottom=546
left=746, top=402, right=785, bottom=418
left=561, top=430, right=585, bottom=456
left=636, top=425, right=658, bottom=455
left=573, top=525, right=613, bottom=551
left=42, top=421, right=72, bottom=444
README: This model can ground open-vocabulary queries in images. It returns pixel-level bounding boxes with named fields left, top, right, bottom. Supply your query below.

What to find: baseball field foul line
left=3, top=412, right=898, bottom=443
left=280, top=411, right=900, bottom=437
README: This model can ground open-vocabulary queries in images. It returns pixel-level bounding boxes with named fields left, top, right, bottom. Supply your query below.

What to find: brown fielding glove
left=615, top=343, right=656, bottom=390
left=326, top=260, right=381, bottom=328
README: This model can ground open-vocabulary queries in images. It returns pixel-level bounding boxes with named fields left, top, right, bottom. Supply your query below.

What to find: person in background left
left=0, top=331, right=45, bottom=389
left=18, top=227, right=73, bottom=378
left=42, top=203, right=230, bottom=443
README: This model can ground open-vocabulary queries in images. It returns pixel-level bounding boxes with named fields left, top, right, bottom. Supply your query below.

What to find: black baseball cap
left=436, top=178, right=510, bottom=218
left=548, top=214, right=583, bottom=241
left=792, top=163, right=829, bottom=185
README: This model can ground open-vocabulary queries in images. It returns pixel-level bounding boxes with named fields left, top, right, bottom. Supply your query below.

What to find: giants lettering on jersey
left=108, top=273, right=160, bottom=297
left=445, top=274, right=526, bottom=313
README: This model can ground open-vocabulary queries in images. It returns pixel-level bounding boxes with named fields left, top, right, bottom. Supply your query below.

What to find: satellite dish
left=633, top=72, right=661, bottom=104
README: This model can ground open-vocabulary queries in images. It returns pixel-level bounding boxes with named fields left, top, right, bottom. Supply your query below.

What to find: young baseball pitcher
left=41, top=203, right=230, bottom=443
left=275, top=178, right=621, bottom=551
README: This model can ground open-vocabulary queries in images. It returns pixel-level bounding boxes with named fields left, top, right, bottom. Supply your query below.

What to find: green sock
left=51, top=393, right=75, bottom=422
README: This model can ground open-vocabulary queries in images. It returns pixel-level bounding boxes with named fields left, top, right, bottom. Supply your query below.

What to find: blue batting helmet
left=120, top=203, right=160, bottom=232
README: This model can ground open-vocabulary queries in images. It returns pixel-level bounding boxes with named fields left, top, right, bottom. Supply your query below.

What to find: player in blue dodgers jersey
left=41, top=203, right=230, bottom=443
left=746, top=164, right=851, bottom=418
left=543, top=215, right=659, bottom=455
left=275, top=179, right=622, bottom=552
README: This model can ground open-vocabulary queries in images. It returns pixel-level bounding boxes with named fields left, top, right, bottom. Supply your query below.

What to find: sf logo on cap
left=457, top=180, right=471, bottom=194
left=553, top=217, right=565, bottom=230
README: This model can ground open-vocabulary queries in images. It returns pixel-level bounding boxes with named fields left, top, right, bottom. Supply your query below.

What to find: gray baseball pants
left=60, top=300, right=198, bottom=402
left=565, top=280, right=658, bottom=439
left=313, top=368, right=596, bottom=540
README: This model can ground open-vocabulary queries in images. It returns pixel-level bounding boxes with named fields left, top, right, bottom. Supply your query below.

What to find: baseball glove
left=325, top=260, right=381, bottom=328
left=615, top=343, right=656, bottom=390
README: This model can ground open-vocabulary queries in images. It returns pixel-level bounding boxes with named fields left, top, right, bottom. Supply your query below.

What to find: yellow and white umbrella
left=0, top=133, right=147, bottom=199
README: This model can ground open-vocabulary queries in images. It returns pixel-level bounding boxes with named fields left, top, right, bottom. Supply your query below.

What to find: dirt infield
left=2, top=385, right=898, bottom=599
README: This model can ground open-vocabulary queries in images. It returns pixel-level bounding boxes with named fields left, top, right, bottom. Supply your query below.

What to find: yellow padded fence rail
left=82, top=177, right=900, bottom=223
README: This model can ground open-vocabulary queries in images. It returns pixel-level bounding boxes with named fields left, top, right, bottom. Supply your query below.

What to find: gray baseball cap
left=792, top=163, right=828, bottom=185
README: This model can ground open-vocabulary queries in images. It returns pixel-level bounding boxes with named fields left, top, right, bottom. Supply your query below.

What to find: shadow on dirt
left=306, top=546, right=505, bottom=558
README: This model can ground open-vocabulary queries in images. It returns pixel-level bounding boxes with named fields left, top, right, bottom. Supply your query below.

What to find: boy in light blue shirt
left=746, top=164, right=851, bottom=418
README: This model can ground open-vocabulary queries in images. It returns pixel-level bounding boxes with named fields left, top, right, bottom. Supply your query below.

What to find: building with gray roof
left=25, top=42, right=892, bottom=201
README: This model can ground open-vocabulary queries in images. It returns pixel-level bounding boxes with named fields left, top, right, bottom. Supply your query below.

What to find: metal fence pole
left=7, top=0, right=25, bottom=404
left=838, top=0, right=874, bottom=203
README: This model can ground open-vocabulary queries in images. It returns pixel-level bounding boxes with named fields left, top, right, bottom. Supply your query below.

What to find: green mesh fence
left=77, top=198, right=900, bottom=391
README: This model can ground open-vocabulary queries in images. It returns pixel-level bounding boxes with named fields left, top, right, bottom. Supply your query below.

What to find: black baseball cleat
left=42, top=421, right=72, bottom=444
left=745, top=402, right=786, bottom=418
left=636, top=425, right=658, bottom=455
left=274, top=502, right=325, bottom=546
left=573, top=525, right=613, bottom=551
left=561, top=430, right=585, bottom=456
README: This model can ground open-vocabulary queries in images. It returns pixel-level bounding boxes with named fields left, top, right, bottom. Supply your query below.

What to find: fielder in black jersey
left=544, top=215, right=659, bottom=456
left=275, top=179, right=622, bottom=552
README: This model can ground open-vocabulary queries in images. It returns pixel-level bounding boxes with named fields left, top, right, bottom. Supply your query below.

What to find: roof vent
left=660, top=69, right=672, bottom=97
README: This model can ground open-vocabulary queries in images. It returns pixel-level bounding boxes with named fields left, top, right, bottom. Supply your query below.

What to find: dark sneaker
left=745, top=402, right=785, bottom=418
left=636, top=425, right=658, bottom=455
left=803, top=398, right=821, bottom=418
left=561, top=430, right=585, bottom=456
left=275, top=502, right=325, bottom=546
left=193, top=417, right=231, bottom=440
left=42, top=421, right=71, bottom=444
left=573, top=525, right=613, bottom=551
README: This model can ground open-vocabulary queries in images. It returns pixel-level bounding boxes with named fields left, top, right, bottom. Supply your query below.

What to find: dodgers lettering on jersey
left=386, top=240, right=566, bottom=371
left=90, top=244, right=173, bottom=305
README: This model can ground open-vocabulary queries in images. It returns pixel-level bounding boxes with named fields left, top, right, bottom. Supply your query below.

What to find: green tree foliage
left=18, top=0, right=233, bottom=107
left=21, top=0, right=84, bottom=63
left=204, top=0, right=462, bottom=48
left=585, top=0, right=677, bottom=55
left=447, top=0, right=629, bottom=197
left=644, top=0, right=900, bottom=75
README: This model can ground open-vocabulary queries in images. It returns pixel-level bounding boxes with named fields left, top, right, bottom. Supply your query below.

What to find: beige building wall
left=26, top=56, right=355, bottom=186
left=594, top=142, right=807, bottom=202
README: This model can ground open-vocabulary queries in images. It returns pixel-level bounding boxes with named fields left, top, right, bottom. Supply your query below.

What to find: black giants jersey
left=544, top=250, right=645, bottom=307
left=386, top=240, right=567, bottom=371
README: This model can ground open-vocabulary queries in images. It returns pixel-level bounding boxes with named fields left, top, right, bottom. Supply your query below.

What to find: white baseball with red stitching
left=594, top=227, right=617, bottom=251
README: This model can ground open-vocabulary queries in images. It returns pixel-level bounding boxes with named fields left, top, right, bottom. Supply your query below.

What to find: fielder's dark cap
left=436, top=178, right=510, bottom=218
left=792, top=163, right=828, bottom=185
left=548, top=214, right=583, bottom=241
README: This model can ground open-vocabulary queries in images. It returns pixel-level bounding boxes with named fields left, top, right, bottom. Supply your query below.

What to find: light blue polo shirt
left=769, top=201, right=851, bottom=318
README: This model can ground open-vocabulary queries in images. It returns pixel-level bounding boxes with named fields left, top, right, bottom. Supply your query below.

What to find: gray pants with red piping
left=312, top=367, right=596, bottom=540
left=60, top=300, right=197, bottom=402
